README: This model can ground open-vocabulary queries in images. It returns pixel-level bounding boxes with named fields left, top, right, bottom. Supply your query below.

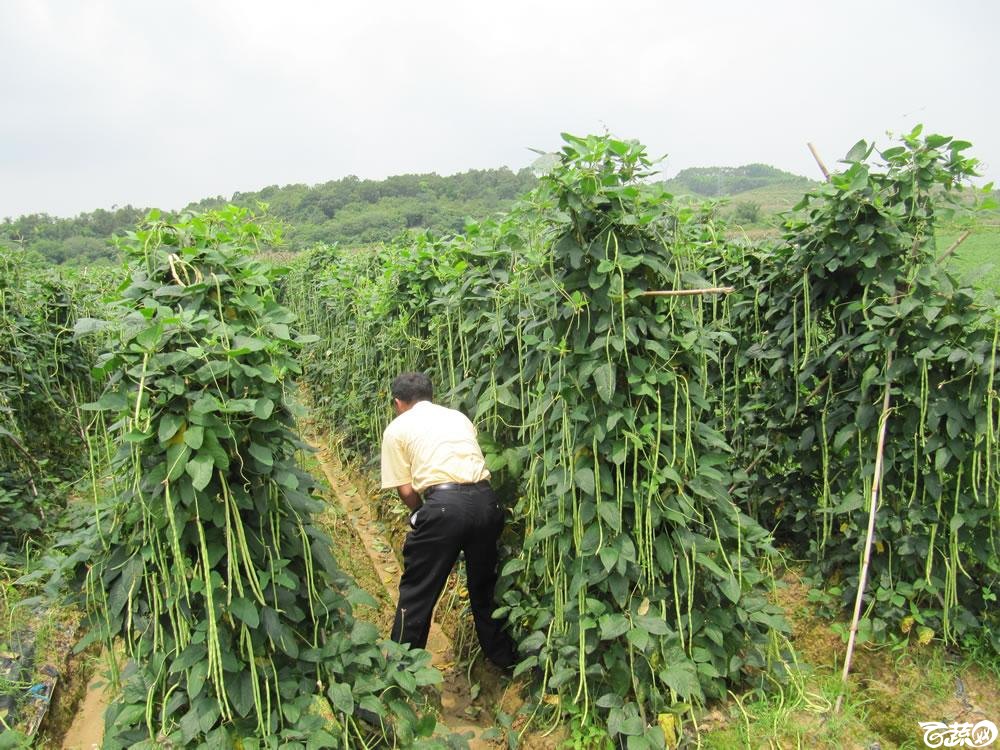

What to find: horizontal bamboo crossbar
left=634, top=286, right=735, bottom=297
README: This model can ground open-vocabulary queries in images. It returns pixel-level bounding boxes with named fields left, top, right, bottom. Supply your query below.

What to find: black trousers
left=390, top=482, right=515, bottom=668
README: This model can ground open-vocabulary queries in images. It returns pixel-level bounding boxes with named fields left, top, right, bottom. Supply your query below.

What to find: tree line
left=1, top=164, right=818, bottom=266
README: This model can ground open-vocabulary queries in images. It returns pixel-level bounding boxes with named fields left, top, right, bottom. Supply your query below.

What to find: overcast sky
left=1, top=1, right=996, bottom=219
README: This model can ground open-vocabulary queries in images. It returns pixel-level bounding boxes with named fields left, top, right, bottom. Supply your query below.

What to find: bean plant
left=287, top=135, right=788, bottom=745
left=83, top=208, right=442, bottom=748
left=716, top=127, right=999, bottom=652
left=287, top=129, right=999, bottom=745
left=0, top=246, right=106, bottom=553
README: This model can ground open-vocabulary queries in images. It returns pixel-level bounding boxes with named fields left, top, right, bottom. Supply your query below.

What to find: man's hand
left=396, top=483, right=421, bottom=511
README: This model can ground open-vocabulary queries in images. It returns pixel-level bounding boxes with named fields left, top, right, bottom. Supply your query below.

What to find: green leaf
left=598, top=502, right=621, bottom=532
left=635, top=615, right=668, bottom=636
left=187, top=660, right=208, bottom=700
left=845, top=139, right=870, bottom=163
left=596, top=693, right=623, bottom=709
left=608, top=712, right=645, bottom=737
left=627, top=626, right=650, bottom=651
left=107, top=555, right=142, bottom=620
left=135, top=322, right=164, bottom=350
left=231, top=335, right=267, bottom=353
left=158, top=413, right=184, bottom=444
left=166, top=443, right=191, bottom=481
left=749, top=610, right=787, bottom=631
left=593, top=362, right=616, bottom=404
left=186, top=453, right=215, bottom=491
left=73, top=317, right=108, bottom=339
left=347, top=588, right=377, bottom=608
left=306, top=729, right=341, bottom=750
left=599, top=613, right=630, bottom=640
left=414, top=713, right=437, bottom=738
left=599, top=546, right=619, bottom=572
left=226, top=673, right=255, bottom=719
left=201, top=429, right=230, bottom=470
left=282, top=701, right=301, bottom=724
left=393, top=668, right=417, bottom=692
left=253, top=398, right=275, bottom=420
left=274, top=469, right=300, bottom=490
left=88, top=392, right=128, bottom=412
left=248, top=442, right=273, bottom=467
left=350, top=621, right=379, bottom=645
left=720, top=575, right=741, bottom=604
left=192, top=394, right=221, bottom=415
left=184, top=424, right=205, bottom=450
left=658, top=661, right=701, bottom=701
left=112, top=703, right=147, bottom=729
left=833, top=424, right=854, bottom=451
left=195, top=359, right=231, bottom=381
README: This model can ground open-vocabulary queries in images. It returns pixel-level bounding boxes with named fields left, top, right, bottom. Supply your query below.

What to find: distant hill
left=187, top=168, right=538, bottom=249
left=1, top=162, right=820, bottom=265
left=663, top=164, right=815, bottom=198
left=0, top=168, right=538, bottom=266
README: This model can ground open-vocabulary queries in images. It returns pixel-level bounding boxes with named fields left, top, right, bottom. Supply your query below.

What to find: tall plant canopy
left=287, top=128, right=998, bottom=744
left=81, top=208, right=442, bottom=748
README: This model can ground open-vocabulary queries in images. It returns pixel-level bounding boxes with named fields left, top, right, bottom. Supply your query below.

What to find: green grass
left=697, top=571, right=1000, bottom=749
left=727, top=183, right=817, bottom=216
left=941, top=222, right=1000, bottom=295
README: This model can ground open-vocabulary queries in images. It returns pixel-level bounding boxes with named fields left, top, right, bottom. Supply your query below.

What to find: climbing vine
left=717, top=127, right=999, bottom=652
left=288, top=135, right=787, bottom=746
left=83, top=208, right=441, bottom=748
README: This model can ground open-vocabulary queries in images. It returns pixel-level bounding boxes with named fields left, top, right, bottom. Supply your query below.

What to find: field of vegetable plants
left=285, top=128, right=999, bottom=746
left=0, top=127, right=997, bottom=749
left=1, top=247, right=117, bottom=744
left=0, top=248, right=107, bottom=552
left=2, top=211, right=456, bottom=747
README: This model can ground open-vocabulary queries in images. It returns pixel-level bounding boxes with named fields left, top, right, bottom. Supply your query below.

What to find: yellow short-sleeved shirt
left=380, top=401, right=491, bottom=493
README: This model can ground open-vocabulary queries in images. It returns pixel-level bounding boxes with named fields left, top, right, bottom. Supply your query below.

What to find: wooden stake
left=807, top=143, right=831, bottom=181
left=835, top=350, right=893, bottom=714
left=935, top=229, right=972, bottom=266
left=634, top=286, right=735, bottom=297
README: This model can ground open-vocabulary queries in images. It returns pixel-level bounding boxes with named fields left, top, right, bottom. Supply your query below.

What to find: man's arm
left=396, top=483, right=422, bottom=511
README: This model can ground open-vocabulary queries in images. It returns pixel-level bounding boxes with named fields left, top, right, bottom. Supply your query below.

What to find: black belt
left=425, top=480, right=490, bottom=493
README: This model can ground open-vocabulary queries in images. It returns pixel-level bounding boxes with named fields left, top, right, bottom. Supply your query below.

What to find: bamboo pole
left=807, top=143, right=831, bottom=181
left=935, top=229, right=972, bottom=266
left=835, top=349, right=893, bottom=714
left=634, top=287, right=735, bottom=297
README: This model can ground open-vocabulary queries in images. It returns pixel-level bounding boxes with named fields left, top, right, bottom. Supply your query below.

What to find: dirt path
left=308, top=439, right=497, bottom=748
left=61, top=669, right=108, bottom=750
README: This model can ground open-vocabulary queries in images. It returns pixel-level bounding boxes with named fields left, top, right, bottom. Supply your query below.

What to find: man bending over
left=380, top=371, right=515, bottom=669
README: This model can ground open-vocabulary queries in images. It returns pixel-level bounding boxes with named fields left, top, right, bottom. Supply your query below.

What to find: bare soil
left=59, top=665, right=109, bottom=750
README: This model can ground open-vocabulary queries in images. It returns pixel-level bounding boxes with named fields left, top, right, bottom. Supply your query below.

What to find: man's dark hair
left=391, top=372, right=433, bottom=404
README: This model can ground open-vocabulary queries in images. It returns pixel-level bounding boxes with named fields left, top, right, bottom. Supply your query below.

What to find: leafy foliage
left=0, top=246, right=107, bottom=553
left=717, top=127, right=1000, bottom=653
left=288, top=128, right=1000, bottom=746
left=82, top=207, right=441, bottom=748
left=0, top=206, right=148, bottom=266
left=287, top=135, right=788, bottom=744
